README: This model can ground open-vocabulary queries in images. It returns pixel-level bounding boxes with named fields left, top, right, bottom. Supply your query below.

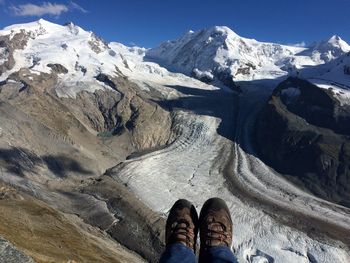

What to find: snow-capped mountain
left=300, top=35, right=350, bottom=63
left=1, top=19, right=350, bottom=263
left=0, top=19, right=123, bottom=98
left=0, top=19, right=215, bottom=98
left=146, top=26, right=350, bottom=86
left=1, top=20, right=349, bottom=95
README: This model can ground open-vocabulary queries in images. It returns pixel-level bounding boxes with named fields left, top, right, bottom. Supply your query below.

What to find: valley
left=0, top=19, right=349, bottom=262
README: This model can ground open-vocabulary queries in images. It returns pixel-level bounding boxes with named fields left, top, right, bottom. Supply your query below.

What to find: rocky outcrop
left=47, top=63, right=68, bottom=74
left=81, top=175, right=165, bottom=263
left=0, top=236, right=34, bottom=263
left=66, top=89, right=122, bottom=133
left=0, top=182, right=144, bottom=263
left=235, top=63, right=256, bottom=77
left=191, top=68, right=213, bottom=83
left=0, top=30, right=29, bottom=75
left=88, top=33, right=109, bottom=54
left=1, top=69, right=172, bottom=151
left=0, top=68, right=172, bottom=262
left=92, top=74, right=172, bottom=149
left=275, top=78, right=350, bottom=135
left=189, top=67, right=241, bottom=92
left=95, top=73, right=119, bottom=91
left=256, top=77, right=350, bottom=207
left=215, top=69, right=242, bottom=92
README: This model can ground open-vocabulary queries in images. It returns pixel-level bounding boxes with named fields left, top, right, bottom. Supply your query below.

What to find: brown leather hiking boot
left=199, top=198, right=233, bottom=250
left=165, top=199, right=198, bottom=252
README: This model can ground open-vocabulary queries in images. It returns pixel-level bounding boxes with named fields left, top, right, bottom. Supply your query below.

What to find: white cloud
left=69, top=1, right=87, bottom=13
left=291, top=41, right=306, bottom=47
left=9, top=1, right=87, bottom=17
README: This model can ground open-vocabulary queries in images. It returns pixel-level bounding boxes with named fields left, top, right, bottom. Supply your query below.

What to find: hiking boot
left=165, top=199, right=198, bottom=252
left=199, top=198, right=232, bottom=250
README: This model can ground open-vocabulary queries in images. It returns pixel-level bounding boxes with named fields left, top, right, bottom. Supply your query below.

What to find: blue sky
left=0, top=0, right=349, bottom=48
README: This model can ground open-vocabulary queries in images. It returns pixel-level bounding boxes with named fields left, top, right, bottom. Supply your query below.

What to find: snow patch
left=0, top=47, right=9, bottom=65
left=310, top=79, right=350, bottom=106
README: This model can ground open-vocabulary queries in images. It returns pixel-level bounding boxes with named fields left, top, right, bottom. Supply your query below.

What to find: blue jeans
left=159, top=243, right=238, bottom=263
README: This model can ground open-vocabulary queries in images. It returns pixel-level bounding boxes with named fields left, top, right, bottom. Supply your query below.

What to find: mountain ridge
left=1, top=19, right=349, bottom=89
left=146, top=24, right=350, bottom=88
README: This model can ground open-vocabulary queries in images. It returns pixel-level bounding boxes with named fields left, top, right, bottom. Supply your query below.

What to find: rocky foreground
left=0, top=70, right=171, bottom=262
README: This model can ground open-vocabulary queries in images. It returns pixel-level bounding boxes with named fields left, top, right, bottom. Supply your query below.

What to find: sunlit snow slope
left=147, top=26, right=350, bottom=82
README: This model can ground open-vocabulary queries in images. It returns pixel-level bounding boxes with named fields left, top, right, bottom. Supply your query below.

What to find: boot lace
left=206, top=221, right=230, bottom=246
left=170, top=219, right=195, bottom=246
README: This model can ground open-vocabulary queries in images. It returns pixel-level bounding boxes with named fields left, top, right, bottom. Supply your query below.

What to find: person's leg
left=199, top=246, right=237, bottom=263
left=159, top=199, right=198, bottom=263
left=198, top=198, right=238, bottom=263
left=159, top=242, right=196, bottom=263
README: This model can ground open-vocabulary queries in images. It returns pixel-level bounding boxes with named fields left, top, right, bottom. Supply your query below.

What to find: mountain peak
left=208, top=25, right=231, bottom=32
left=37, top=18, right=52, bottom=25
left=204, top=26, right=239, bottom=38
left=326, top=34, right=349, bottom=48
left=322, top=34, right=350, bottom=52
left=302, top=34, right=350, bottom=61
left=2, top=18, right=64, bottom=34
left=63, top=21, right=75, bottom=27
left=0, top=19, right=92, bottom=40
left=328, top=34, right=341, bottom=42
left=26, top=18, right=61, bottom=29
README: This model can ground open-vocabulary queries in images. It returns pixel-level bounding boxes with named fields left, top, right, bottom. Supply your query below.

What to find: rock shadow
left=154, top=85, right=238, bottom=142
left=0, top=147, right=93, bottom=178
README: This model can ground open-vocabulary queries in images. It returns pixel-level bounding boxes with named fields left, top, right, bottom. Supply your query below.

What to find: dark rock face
left=190, top=69, right=212, bottom=83
left=256, top=77, right=350, bottom=207
left=189, top=68, right=241, bottom=92
left=344, top=65, right=350, bottom=75
left=215, top=69, right=242, bottom=93
left=275, top=78, right=350, bottom=135
left=95, top=73, right=118, bottom=91
left=47, top=63, right=68, bottom=74
left=74, top=61, right=87, bottom=75
left=235, top=63, right=256, bottom=77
